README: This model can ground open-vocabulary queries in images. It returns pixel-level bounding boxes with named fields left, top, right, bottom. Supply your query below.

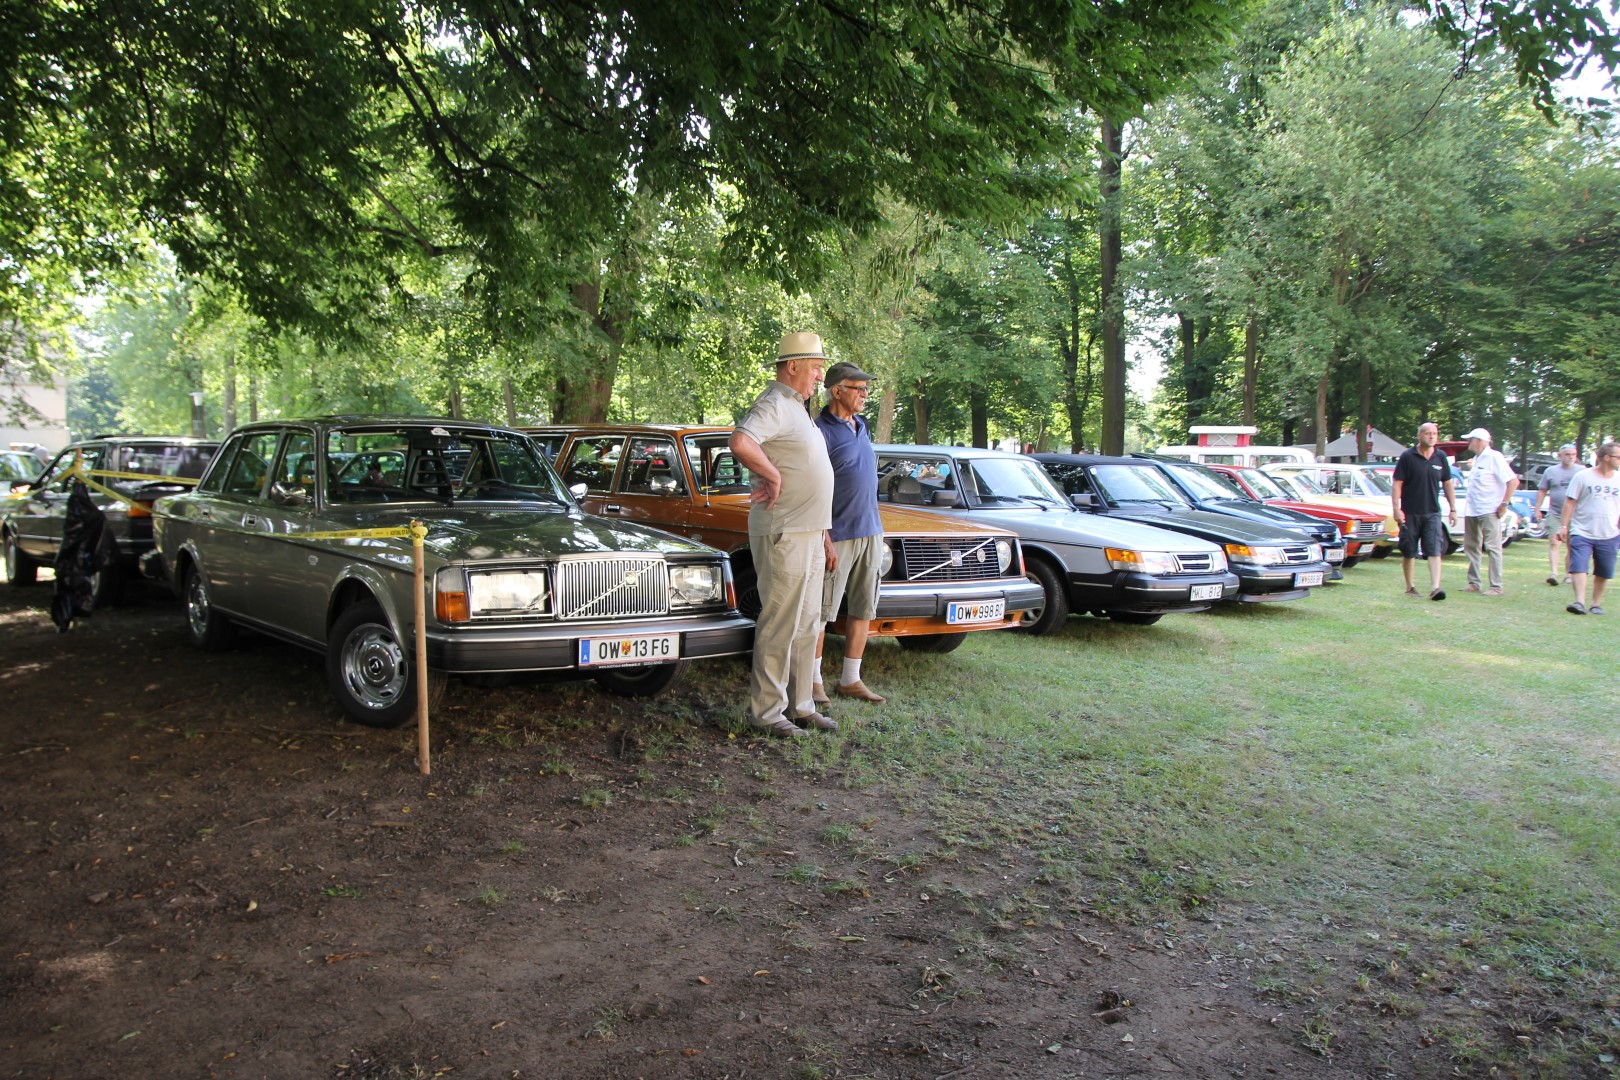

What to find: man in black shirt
left=1391, top=421, right=1458, bottom=601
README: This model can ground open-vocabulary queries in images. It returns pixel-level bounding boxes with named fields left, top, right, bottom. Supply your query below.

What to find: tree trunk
left=875, top=384, right=897, bottom=443
left=248, top=373, right=259, bottom=422
left=556, top=280, right=622, bottom=423
left=1242, top=313, right=1258, bottom=426
left=970, top=392, right=989, bottom=449
left=1060, top=224, right=1087, bottom=452
left=447, top=379, right=464, bottom=419
left=1098, top=117, right=1126, bottom=456
left=1315, top=366, right=1330, bottom=460
left=912, top=383, right=930, bottom=445
left=503, top=378, right=518, bottom=426
left=223, top=350, right=237, bottom=433
left=1357, top=355, right=1372, bottom=461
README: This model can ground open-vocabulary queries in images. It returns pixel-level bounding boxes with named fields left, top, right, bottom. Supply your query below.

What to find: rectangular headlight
left=669, top=563, right=724, bottom=608
left=1105, top=548, right=1177, bottom=575
left=468, top=570, right=550, bottom=616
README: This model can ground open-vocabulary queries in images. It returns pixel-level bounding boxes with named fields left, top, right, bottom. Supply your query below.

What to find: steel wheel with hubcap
left=594, top=658, right=691, bottom=697
left=183, top=565, right=234, bottom=650
left=4, top=530, right=37, bottom=586
left=1013, top=558, right=1068, bottom=636
left=326, top=601, right=416, bottom=728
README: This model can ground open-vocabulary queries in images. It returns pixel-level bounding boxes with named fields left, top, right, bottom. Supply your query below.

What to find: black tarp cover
left=51, top=480, right=115, bottom=633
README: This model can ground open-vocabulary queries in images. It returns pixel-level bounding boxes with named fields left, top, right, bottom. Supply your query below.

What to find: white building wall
left=0, top=372, right=71, bottom=455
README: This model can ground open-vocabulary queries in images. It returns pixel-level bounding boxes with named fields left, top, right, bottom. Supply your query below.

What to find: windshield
left=962, top=456, right=1067, bottom=505
left=1238, top=468, right=1290, bottom=500
left=0, top=453, right=38, bottom=482
left=1165, top=462, right=1249, bottom=501
left=1357, top=468, right=1394, bottom=495
left=1090, top=464, right=1193, bottom=507
left=325, top=425, right=570, bottom=506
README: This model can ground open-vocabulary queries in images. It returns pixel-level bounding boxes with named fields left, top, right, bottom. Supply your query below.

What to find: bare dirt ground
left=0, top=580, right=1466, bottom=1079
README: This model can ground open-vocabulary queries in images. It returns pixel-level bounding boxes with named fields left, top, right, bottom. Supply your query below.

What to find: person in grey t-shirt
left=1536, top=444, right=1582, bottom=586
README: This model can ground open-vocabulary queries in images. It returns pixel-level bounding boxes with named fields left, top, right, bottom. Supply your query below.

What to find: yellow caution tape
left=297, top=521, right=429, bottom=542
left=82, top=469, right=201, bottom=486
left=56, top=462, right=199, bottom=508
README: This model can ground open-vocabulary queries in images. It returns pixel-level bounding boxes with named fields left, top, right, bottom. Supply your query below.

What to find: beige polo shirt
left=735, top=380, right=834, bottom=536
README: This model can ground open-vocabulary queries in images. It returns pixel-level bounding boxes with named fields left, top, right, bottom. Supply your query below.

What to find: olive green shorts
left=821, top=534, right=883, bottom=622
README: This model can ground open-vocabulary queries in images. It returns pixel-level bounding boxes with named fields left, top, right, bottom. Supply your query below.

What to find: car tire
left=1105, top=610, right=1162, bottom=626
left=594, top=658, right=691, bottom=697
left=733, top=565, right=761, bottom=620
left=4, top=529, right=37, bottom=586
left=182, top=564, right=234, bottom=651
left=326, top=601, right=416, bottom=728
left=1014, top=557, right=1068, bottom=636
left=89, top=564, right=123, bottom=608
left=1444, top=536, right=1460, bottom=557
left=1369, top=545, right=1392, bottom=559
left=897, top=632, right=966, bottom=653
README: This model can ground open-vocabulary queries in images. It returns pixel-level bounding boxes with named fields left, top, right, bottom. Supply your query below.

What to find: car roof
left=70, top=435, right=220, bottom=447
left=1030, top=452, right=1143, bottom=466
left=523, top=423, right=730, bottom=438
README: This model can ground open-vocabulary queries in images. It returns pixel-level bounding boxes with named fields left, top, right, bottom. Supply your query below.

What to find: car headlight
left=469, top=569, right=551, bottom=616
left=1224, top=543, right=1287, bottom=566
left=996, top=539, right=1013, bottom=573
left=669, top=563, right=725, bottom=608
left=1307, top=543, right=1323, bottom=561
left=879, top=540, right=895, bottom=577
left=1210, top=550, right=1229, bottom=572
left=1105, top=548, right=1177, bottom=575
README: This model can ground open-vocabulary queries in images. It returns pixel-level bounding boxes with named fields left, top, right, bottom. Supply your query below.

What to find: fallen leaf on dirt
left=837, top=935, right=866, bottom=942
left=682, top=1048, right=700, bottom=1056
left=244, top=901, right=257, bottom=912
left=86, top=892, right=108, bottom=905
left=696, top=976, right=711, bottom=985
left=324, top=952, right=373, bottom=964
left=752, top=970, right=770, bottom=976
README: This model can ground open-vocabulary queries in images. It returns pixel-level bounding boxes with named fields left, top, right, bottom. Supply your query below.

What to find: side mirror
left=1070, top=492, right=1095, bottom=509
left=928, top=490, right=960, bottom=508
left=649, top=475, right=677, bottom=495
left=569, top=482, right=588, bottom=499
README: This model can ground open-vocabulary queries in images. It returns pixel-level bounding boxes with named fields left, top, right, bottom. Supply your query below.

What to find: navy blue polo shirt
left=814, top=407, right=883, bottom=542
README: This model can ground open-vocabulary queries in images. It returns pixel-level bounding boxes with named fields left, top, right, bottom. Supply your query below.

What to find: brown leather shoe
left=790, top=710, right=838, bottom=732
left=835, top=680, right=886, bottom=704
left=812, top=684, right=830, bottom=705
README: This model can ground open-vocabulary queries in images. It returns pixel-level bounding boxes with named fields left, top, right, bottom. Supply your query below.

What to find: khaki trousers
left=1464, top=513, right=1504, bottom=589
left=748, top=531, right=826, bottom=726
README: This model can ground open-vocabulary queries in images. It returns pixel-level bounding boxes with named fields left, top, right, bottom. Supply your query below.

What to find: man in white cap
left=1459, top=427, right=1519, bottom=595
left=729, top=332, right=838, bottom=738
left=1535, top=443, right=1582, bottom=586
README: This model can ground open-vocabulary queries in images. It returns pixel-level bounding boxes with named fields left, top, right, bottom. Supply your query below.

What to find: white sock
left=841, top=657, right=862, bottom=686
left=813, top=670, right=824, bottom=687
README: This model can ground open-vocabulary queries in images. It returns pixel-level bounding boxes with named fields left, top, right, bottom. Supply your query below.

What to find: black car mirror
left=929, top=490, right=960, bottom=508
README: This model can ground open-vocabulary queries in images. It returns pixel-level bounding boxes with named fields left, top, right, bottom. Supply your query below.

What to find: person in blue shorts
left=1556, top=442, right=1620, bottom=615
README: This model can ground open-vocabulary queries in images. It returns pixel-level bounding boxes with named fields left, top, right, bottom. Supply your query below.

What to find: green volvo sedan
left=147, top=417, right=753, bottom=726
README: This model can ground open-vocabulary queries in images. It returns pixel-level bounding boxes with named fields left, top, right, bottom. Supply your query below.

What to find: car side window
left=560, top=436, right=624, bottom=492
left=619, top=437, right=686, bottom=496
left=220, top=433, right=281, bottom=498
left=1042, top=463, right=1087, bottom=496
left=269, top=433, right=317, bottom=505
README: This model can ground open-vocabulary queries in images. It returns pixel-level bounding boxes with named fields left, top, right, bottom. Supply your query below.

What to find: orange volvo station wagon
left=526, top=425, right=1044, bottom=653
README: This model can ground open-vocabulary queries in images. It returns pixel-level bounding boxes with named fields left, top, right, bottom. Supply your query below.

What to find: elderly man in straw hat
left=1459, top=427, right=1519, bottom=595
left=728, top=332, right=839, bottom=738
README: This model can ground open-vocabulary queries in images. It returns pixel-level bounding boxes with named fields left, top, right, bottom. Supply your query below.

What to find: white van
left=1156, top=444, right=1316, bottom=469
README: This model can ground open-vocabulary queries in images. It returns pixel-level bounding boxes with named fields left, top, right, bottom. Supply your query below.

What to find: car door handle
left=242, top=514, right=262, bottom=529
left=603, top=504, right=625, bottom=514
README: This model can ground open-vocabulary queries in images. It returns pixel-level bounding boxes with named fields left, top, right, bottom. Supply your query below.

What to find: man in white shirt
left=1459, top=427, right=1518, bottom=595
left=1556, top=442, right=1620, bottom=615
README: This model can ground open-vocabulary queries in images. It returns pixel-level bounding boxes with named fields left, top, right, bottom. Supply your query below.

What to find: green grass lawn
left=797, top=539, right=1620, bottom=1071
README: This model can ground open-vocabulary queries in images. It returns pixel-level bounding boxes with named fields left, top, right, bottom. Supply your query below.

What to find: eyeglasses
left=834, top=384, right=871, bottom=396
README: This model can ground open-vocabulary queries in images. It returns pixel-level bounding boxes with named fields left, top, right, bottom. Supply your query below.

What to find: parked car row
left=22, top=416, right=1534, bottom=734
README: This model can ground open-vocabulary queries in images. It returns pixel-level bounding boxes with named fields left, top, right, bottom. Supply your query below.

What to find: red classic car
left=1206, top=464, right=1388, bottom=567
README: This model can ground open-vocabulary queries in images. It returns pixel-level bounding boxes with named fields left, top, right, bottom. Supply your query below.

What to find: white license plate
left=578, top=633, right=680, bottom=667
left=1189, top=583, right=1225, bottom=602
left=1324, top=546, right=1345, bottom=563
left=1294, top=571, right=1325, bottom=588
left=947, top=599, right=1005, bottom=624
